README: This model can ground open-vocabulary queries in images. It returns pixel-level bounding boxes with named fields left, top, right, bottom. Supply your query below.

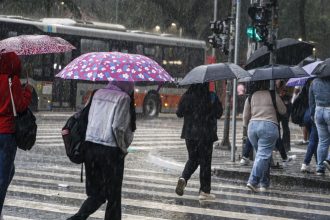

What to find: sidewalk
left=149, top=143, right=330, bottom=189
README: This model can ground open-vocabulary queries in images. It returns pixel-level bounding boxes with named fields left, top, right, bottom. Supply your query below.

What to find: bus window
left=81, top=38, right=109, bottom=53
left=136, top=44, right=143, bottom=54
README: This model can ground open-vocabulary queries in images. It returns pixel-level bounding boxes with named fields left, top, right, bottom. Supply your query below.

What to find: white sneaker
left=301, top=163, right=311, bottom=173
left=240, top=157, right=250, bottom=166
left=282, top=155, right=296, bottom=167
left=199, top=191, right=216, bottom=200
left=259, top=186, right=269, bottom=192
left=246, top=183, right=258, bottom=193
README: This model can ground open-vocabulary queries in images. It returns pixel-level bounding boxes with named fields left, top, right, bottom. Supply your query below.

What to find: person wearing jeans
left=301, top=108, right=318, bottom=172
left=243, top=80, right=286, bottom=192
left=248, top=121, right=279, bottom=188
left=309, top=77, right=330, bottom=176
left=0, top=52, right=32, bottom=216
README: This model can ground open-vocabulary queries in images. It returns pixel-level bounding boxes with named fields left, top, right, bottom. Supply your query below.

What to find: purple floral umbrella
left=56, top=52, right=174, bottom=82
left=0, top=35, right=75, bottom=55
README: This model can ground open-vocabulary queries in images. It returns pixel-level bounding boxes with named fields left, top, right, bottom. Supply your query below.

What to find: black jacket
left=176, top=90, right=222, bottom=142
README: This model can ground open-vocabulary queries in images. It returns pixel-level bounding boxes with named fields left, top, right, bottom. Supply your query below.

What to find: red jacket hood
left=0, top=52, right=21, bottom=76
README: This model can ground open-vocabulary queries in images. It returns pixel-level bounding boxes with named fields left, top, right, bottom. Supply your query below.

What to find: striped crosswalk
left=3, top=117, right=330, bottom=219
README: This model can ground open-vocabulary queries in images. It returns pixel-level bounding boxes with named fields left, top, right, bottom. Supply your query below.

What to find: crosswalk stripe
left=5, top=198, right=168, bottom=220
left=14, top=168, right=330, bottom=208
left=6, top=185, right=294, bottom=220
left=15, top=167, right=330, bottom=200
left=4, top=216, right=33, bottom=220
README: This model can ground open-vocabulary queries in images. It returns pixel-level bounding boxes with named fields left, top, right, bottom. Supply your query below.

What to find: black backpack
left=291, top=97, right=306, bottom=125
left=291, top=87, right=308, bottom=125
left=61, top=90, right=97, bottom=164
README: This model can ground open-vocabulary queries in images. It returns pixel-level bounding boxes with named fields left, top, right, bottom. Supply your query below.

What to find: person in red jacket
left=0, top=52, right=32, bottom=217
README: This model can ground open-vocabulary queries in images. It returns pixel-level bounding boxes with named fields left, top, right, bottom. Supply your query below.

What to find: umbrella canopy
left=56, top=52, right=174, bottom=82
left=245, top=38, right=314, bottom=70
left=286, top=60, right=323, bottom=87
left=179, top=63, right=250, bottom=86
left=0, top=35, right=75, bottom=55
left=240, top=65, right=309, bottom=82
left=311, top=58, right=330, bottom=78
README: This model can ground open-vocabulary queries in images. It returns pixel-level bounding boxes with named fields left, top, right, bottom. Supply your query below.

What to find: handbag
left=8, top=77, right=37, bottom=151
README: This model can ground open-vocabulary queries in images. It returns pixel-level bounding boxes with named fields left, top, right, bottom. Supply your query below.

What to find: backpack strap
left=269, top=90, right=281, bottom=131
left=8, top=76, right=17, bottom=117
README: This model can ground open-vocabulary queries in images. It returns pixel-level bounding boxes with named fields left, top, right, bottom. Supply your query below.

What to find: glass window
left=81, top=38, right=109, bottom=53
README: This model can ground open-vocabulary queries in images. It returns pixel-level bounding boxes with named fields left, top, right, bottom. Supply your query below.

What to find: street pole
left=268, top=0, right=278, bottom=90
left=212, top=0, right=218, bottom=58
left=115, top=0, right=119, bottom=23
left=230, top=0, right=241, bottom=162
left=220, top=0, right=236, bottom=150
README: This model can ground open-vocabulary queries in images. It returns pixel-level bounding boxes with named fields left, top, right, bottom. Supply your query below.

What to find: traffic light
left=246, top=4, right=271, bottom=43
left=208, top=19, right=229, bottom=54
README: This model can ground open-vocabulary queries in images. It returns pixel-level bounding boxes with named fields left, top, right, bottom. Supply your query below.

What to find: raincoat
left=176, top=84, right=222, bottom=142
left=0, top=52, right=31, bottom=133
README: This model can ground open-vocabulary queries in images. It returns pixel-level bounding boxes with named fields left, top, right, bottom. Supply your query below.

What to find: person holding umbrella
left=175, top=83, right=222, bottom=200
left=0, top=52, right=32, bottom=218
left=243, top=80, right=287, bottom=192
left=67, top=81, right=136, bottom=220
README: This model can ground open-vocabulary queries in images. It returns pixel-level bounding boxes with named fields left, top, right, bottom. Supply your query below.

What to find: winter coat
left=176, top=86, right=222, bottom=142
left=85, top=84, right=133, bottom=154
left=0, top=52, right=32, bottom=133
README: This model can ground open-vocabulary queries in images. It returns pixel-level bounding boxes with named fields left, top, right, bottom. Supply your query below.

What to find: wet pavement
left=3, top=112, right=330, bottom=220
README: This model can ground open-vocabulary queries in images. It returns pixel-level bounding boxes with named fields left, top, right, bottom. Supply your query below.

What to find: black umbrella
left=311, top=58, right=330, bottom=78
left=239, top=65, right=309, bottom=82
left=179, top=63, right=250, bottom=86
left=245, top=38, right=314, bottom=70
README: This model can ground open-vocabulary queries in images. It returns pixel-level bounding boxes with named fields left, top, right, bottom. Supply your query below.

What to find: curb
left=149, top=152, right=330, bottom=189
left=213, top=168, right=330, bottom=189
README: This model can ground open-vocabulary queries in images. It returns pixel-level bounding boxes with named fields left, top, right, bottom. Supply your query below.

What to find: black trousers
left=181, top=139, right=213, bottom=193
left=68, top=143, right=124, bottom=220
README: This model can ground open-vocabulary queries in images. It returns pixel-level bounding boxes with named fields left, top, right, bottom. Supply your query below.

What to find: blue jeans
left=0, top=134, right=17, bottom=215
left=248, top=121, right=279, bottom=187
left=315, top=107, right=330, bottom=172
left=303, top=109, right=318, bottom=165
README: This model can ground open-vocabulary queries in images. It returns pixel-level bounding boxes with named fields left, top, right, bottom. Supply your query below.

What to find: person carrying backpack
left=67, top=81, right=136, bottom=220
left=243, top=80, right=286, bottom=192
left=0, top=52, right=32, bottom=218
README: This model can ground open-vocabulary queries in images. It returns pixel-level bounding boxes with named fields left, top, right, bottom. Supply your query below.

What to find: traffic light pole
left=212, top=0, right=218, bottom=58
left=220, top=0, right=237, bottom=150
left=230, top=0, right=241, bottom=162
left=269, top=0, right=278, bottom=90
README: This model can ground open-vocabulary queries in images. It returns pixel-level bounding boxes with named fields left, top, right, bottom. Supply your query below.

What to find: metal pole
left=212, top=0, right=218, bottom=58
left=231, top=0, right=241, bottom=162
left=269, top=0, right=278, bottom=89
left=115, top=0, right=119, bottom=23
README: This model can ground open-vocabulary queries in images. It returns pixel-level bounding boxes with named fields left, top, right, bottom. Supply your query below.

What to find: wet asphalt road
left=3, top=114, right=330, bottom=220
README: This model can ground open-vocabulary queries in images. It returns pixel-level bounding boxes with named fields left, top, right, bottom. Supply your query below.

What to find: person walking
left=243, top=80, right=286, bottom=192
left=309, top=76, right=330, bottom=176
left=0, top=52, right=32, bottom=217
left=299, top=80, right=319, bottom=173
left=67, top=81, right=136, bottom=220
left=175, top=83, right=222, bottom=200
